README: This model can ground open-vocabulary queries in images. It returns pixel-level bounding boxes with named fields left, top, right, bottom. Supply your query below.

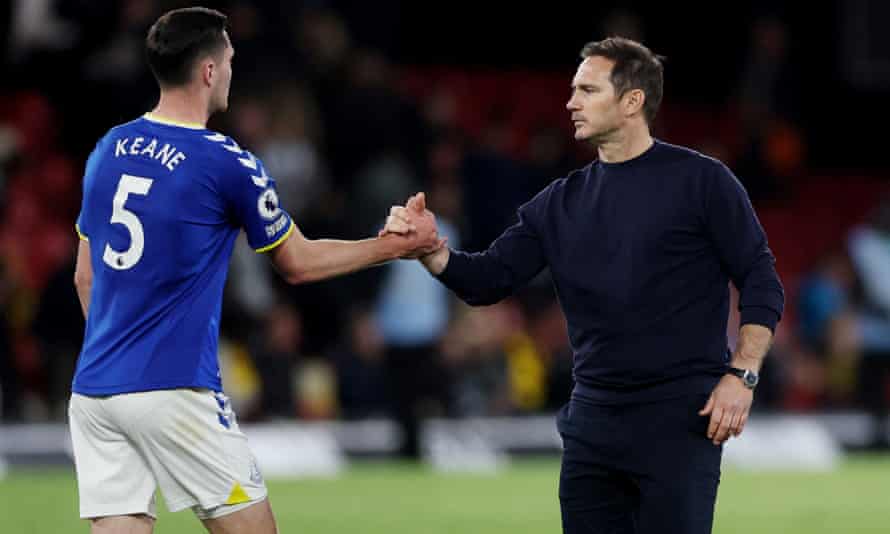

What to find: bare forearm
left=75, top=281, right=91, bottom=318
left=732, top=323, right=773, bottom=372
left=289, top=235, right=404, bottom=284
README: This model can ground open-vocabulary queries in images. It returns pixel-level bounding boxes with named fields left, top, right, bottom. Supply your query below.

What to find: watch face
left=743, top=371, right=759, bottom=388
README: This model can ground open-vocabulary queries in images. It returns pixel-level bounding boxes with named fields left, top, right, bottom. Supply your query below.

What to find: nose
left=566, top=94, right=579, bottom=111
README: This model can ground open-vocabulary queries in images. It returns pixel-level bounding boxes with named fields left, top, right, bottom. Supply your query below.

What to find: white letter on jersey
left=166, top=152, right=186, bottom=172
left=140, top=138, right=158, bottom=158
left=129, top=137, right=144, bottom=155
left=155, top=143, right=175, bottom=165
left=115, top=138, right=129, bottom=157
left=103, top=174, right=154, bottom=270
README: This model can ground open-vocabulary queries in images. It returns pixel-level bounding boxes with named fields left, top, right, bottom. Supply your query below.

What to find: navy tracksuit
left=437, top=139, right=784, bottom=534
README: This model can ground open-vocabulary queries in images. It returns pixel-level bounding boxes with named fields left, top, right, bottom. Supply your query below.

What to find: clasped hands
left=381, top=192, right=446, bottom=259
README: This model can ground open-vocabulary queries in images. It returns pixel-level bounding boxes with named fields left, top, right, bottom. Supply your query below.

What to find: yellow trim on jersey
left=225, top=482, right=251, bottom=505
left=75, top=223, right=89, bottom=242
left=143, top=113, right=205, bottom=130
left=255, top=219, right=294, bottom=253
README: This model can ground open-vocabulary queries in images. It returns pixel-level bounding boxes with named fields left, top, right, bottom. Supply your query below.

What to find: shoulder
left=653, top=140, right=729, bottom=173
left=519, top=163, right=592, bottom=222
left=653, top=141, right=742, bottom=198
left=534, top=163, right=593, bottom=200
left=202, top=131, right=262, bottom=173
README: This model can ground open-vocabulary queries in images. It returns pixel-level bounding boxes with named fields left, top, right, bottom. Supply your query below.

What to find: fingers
left=384, top=215, right=415, bottom=235
left=390, top=205, right=412, bottom=224
left=728, top=411, right=743, bottom=438
left=407, top=192, right=427, bottom=213
left=709, top=404, right=750, bottom=445
left=734, top=413, right=748, bottom=437
left=712, top=408, right=734, bottom=445
left=706, top=406, right=723, bottom=443
left=379, top=206, right=415, bottom=237
left=698, top=395, right=714, bottom=416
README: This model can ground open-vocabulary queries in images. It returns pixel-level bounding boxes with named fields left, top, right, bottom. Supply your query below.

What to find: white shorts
left=68, top=389, right=267, bottom=520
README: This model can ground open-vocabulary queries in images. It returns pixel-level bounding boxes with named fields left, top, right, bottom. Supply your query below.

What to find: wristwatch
left=727, top=367, right=759, bottom=390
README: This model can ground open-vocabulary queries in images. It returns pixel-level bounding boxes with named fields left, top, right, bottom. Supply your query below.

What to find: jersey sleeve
left=75, top=139, right=107, bottom=242
left=217, top=148, right=294, bottom=252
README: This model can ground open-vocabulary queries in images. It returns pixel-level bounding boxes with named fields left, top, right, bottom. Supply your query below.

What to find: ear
left=200, top=58, right=215, bottom=87
left=623, top=88, right=646, bottom=117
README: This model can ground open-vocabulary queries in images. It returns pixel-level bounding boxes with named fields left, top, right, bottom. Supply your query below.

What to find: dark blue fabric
left=557, top=394, right=722, bottom=534
left=437, top=139, right=784, bottom=404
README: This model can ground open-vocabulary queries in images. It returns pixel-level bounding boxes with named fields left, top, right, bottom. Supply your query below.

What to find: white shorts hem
left=166, top=490, right=268, bottom=515
left=195, top=495, right=269, bottom=520
left=80, top=507, right=158, bottom=520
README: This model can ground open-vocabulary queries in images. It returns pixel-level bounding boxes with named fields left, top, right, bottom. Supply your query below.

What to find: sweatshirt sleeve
left=436, top=193, right=548, bottom=306
left=704, top=162, right=785, bottom=331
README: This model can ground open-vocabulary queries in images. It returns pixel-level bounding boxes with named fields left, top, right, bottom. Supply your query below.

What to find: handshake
left=379, top=192, right=450, bottom=267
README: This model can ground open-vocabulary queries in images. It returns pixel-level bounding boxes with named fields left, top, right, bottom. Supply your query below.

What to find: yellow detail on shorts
left=225, top=482, right=250, bottom=505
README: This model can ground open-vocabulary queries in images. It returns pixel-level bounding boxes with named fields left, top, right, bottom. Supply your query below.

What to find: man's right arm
left=418, top=207, right=547, bottom=306
left=267, top=222, right=434, bottom=284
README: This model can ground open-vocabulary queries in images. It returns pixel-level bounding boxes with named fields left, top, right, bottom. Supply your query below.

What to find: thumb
left=408, top=192, right=426, bottom=213
left=699, top=395, right=715, bottom=416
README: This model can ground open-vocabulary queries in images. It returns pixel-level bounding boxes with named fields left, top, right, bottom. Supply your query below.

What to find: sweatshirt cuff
left=434, top=248, right=467, bottom=288
left=740, top=306, right=780, bottom=332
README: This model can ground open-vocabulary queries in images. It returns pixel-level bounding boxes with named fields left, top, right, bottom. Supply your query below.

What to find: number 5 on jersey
left=103, top=174, right=154, bottom=270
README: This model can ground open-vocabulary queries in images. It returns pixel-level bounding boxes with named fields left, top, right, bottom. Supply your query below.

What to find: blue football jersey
left=73, top=114, right=293, bottom=395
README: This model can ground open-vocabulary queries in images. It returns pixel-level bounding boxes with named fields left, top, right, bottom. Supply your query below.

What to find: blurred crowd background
left=0, top=0, right=889, bottom=454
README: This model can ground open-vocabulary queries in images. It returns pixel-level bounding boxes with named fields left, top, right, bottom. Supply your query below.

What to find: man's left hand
left=699, top=374, right=753, bottom=446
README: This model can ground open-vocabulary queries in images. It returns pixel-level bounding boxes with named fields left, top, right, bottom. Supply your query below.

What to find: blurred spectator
left=733, top=15, right=804, bottom=202
left=249, top=301, right=303, bottom=420
left=848, top=198, right=890, bottom=447
left=31, top=256, right=83, bottom=419
left=375, top=188, right=460, bottom=456
left=796, top=250, right=862, bottom=405
left=461, top=113, right=533, bottom=251
left=0, top=261, right=22, bottom=421
left=259, top=85, right=328, bottom=217
left=440, top=302, right=514, bottom=417
left=331, top=306, right=390, bottom=419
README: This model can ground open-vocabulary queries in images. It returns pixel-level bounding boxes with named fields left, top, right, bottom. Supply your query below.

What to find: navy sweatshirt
left=437, top=140, right=785, bottom=404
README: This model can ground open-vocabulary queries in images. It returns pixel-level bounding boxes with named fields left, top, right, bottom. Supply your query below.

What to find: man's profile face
left=209, top=32, right=234, bottom=114
left=566, top=56, right=624, bottom=144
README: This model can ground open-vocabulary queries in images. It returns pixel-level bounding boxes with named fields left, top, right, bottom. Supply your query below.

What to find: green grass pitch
left=1, top=455, right=887, bottom=533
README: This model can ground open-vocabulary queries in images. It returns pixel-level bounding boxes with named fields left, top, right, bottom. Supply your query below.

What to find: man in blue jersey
left=70, top=7, right=442, bottom=534
left=383, top=37, right=784, bottom=534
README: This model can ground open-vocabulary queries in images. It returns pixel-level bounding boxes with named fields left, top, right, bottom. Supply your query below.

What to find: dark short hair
left=580, top=37, right=665, bottom=125
left=145, top=7, right=228, bottom=87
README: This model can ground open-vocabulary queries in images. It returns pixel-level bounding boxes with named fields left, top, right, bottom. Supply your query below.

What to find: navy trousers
left=558, top=393, right=722, bottom=534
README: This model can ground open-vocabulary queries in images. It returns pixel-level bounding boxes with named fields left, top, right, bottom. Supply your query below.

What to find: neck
left=596, top=122, right=653, bottom=163
left=150, top=87, right=210, bottom=127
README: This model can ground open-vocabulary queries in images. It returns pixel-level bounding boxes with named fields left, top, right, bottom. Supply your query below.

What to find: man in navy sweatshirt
left=384, top=37, right=784, bottom=534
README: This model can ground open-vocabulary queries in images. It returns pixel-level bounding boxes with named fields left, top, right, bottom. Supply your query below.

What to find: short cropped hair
left=145, top=7, right=228, bottom=87
left=580, top=37, right=665, bottom=125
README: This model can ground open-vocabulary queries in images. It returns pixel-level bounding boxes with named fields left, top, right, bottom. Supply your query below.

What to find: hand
left=699, top=374, right=753, bottom=446
left=380, top=192, right=446, bottom=258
